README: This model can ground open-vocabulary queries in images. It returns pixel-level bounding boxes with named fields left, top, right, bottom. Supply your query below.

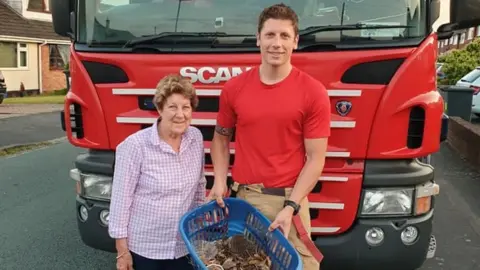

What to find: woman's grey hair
left=153, top=74, right=199, bottom=111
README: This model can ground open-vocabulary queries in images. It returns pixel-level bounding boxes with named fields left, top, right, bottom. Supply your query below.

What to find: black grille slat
left=311, top=182, right=322, bottom=193
left=205, top=153, right=234, bottom=166
left=82, top=61, right=129, bottom=84
left=197, top=126, right=236, bottom=141
left=341, top=58, right=405, bottom=85
left=407, top=106, right=425, bottom=148
left=205, top=175, right=234, bottom=190
left=69, top=103, right=84, bottom=139
left=197, top=97, right=219, bottom=112
left=138, top=96, right=156, bottom=110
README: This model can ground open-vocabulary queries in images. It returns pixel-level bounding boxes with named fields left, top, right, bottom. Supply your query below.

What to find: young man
left=208, top=3, right=330, bottom=269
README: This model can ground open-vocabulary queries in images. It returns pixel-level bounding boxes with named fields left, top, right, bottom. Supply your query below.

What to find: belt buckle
left=231, top=182, right=239, bottom=192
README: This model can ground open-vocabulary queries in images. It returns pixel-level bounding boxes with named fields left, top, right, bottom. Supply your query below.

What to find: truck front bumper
left=76, top=196, right=115, bottom=253
left=315, top=210, right=435, bottom=270
left=76, top=194, right=436, bottom=270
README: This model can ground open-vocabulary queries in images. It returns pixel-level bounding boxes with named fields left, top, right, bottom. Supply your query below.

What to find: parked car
left=0, top=71, right=6, bottom=104
left=468, top=76, right=480, bottom=117
left=455, top=66, right=480, bottom=87
left=436, top=62, right=446, bottom=80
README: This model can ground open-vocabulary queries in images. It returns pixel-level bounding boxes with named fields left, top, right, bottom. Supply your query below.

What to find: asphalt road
left=0, top=111, right=65, bottom=148
left=0, top=142, right=479, bottom=270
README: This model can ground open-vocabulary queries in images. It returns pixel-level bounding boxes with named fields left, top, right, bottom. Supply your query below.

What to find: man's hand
left=268, top=206, right=294, bottom=237
left=207, top=181, right=228, bottom=208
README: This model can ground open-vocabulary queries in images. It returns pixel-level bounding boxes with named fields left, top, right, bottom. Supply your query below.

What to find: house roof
left=0, top=1, right=69, bottom=42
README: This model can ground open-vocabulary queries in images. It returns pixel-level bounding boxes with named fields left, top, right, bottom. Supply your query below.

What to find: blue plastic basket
left=179, top=198, right=303, bottom=270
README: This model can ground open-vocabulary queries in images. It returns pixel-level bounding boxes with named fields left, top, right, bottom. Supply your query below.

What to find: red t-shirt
left=216, top=66, right=331, bottom=188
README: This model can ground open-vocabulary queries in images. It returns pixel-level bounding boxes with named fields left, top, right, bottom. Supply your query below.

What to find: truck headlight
left=70, top=169, right=112, bottom=200
left=360, top=182, right=440, bottom=217
left=360, top=188, right=414, bottom=216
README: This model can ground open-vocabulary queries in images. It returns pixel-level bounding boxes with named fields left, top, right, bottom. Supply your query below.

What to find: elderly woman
left=108, top=74, right=206, bottom=270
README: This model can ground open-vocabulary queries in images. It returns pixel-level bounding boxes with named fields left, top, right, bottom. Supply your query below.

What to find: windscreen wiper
left=123, top=32, right=251, bottom=48
left=299, top=23, right=414, bottom=36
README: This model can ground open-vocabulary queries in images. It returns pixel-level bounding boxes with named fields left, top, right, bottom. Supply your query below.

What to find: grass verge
left=0, top=141, right=57, bottom=157
left=4, top=95, right=65, bottom=104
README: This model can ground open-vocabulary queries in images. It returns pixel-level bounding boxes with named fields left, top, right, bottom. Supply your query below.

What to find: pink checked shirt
left=108, top=120, right=206, bottom=260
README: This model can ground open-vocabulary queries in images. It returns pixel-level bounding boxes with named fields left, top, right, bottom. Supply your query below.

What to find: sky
left=433, top=0, right=450, bottom=31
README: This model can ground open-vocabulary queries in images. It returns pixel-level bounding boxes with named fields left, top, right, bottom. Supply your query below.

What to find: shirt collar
left=150, top=117, right=162, bottom=146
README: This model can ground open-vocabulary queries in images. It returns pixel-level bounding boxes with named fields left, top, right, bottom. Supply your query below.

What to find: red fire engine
left=50, top=0, right=479, bottom=269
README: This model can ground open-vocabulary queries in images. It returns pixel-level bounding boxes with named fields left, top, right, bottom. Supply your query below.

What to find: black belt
left=230, top=183, right=287, bottom=197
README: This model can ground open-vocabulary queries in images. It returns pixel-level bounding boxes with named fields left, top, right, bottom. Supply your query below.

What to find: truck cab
left=50, top=0, right=480, bottom=269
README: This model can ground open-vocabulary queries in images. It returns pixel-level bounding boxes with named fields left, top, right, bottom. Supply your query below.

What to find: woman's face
left=158, top=93, right=192, bottom=136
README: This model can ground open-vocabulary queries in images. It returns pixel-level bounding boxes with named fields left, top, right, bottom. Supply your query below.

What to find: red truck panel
left=65, top=34, right=442, bottom=235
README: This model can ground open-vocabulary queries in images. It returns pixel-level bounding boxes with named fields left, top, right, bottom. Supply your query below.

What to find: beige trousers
left=235, top=184, right=320, bottom=270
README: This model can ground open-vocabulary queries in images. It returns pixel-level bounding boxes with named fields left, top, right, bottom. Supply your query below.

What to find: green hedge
left=437, top=38, right=480, bottom=85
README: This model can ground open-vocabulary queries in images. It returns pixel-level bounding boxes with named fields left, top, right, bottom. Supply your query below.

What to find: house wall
left=0, top=42, right=39, bottom=92
left=438, top=27, right=480, bottom=55
left=21, top=0, right=51, bottom=21
left=4, top=0, right=23, bottom=14
left=40, top=45, right=66, bottom=92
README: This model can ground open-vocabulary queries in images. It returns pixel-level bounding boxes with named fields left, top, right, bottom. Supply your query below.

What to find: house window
left=0, top=42, right=28, bottom=68
left=18, top=44, right=27, bottom=68
left=460, top=33, right=466, bottom=44
left=49, top=44, right=70, bottom=70
left=468, top=28, right=475, bottom=39
left=28, top=0, right=46, bottom=12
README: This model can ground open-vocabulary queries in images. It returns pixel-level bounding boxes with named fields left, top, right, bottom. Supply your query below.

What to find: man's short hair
left=257, top=3, right=299, bottom=35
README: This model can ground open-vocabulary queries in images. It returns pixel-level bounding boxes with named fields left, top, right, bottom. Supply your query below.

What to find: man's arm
left=211, top=127, right=234, bottom=186
left=288, top=138, right=328, bottom=204
left=289, top=82, right=331, bottom=205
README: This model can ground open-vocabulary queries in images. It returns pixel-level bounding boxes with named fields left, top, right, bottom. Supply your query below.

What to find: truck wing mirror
left=437, top=0, right=480, bottom=40
left=49, top=0, right=75, bottom=39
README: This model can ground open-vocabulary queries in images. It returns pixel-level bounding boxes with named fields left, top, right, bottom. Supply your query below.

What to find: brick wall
left=40, top=45, right=66, bottom=92
left=438, top=26, right=480, bottom=55
left=447, top=117, right=480, bottom=168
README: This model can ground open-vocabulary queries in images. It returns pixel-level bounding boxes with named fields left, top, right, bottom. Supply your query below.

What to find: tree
left=437, top=38, right=480, bottom=85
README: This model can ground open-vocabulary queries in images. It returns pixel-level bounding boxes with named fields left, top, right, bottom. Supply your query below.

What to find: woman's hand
left=116, top=251, right=133, bottom=270
left=115, top=239, right=133, bottom=270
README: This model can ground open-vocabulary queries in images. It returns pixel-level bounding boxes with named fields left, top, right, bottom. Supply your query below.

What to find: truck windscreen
left=77, top=0, right=427, bottom=50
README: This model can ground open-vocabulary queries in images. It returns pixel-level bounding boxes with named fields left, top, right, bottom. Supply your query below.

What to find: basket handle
left=195, top=200, right=230, bottom=225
